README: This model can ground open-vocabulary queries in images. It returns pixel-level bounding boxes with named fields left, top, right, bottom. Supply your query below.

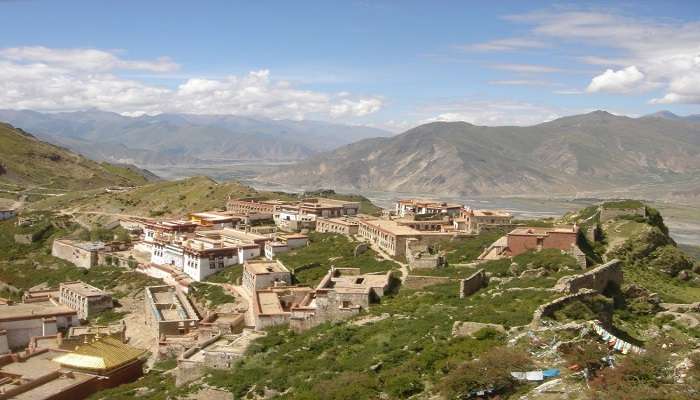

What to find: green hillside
left=0, top=122, right=150, bottom=191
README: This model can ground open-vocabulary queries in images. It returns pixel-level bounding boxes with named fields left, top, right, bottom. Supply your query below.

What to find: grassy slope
left=0, top=216, right=160, bottom=299
left=278, top=232, right=400, bottom=286
left=0, top=122, right=149, bottom=190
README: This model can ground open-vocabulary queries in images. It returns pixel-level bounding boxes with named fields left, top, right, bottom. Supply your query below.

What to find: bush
left=440, top=347, right=532, bottom=398
left=384, top=370, right=424, bottom=399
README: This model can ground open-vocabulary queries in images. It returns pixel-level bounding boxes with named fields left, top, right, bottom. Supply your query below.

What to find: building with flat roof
left=242, top=260, right=292, bottom=294
left=453, top=208, right=513, bottom=234
left=0, top=301, right=78, bottom=353
left=51, top=239, right=107, bottom=269
left=58, top=281, right=113, bottom=320
left=250, top=286, right=314, bottom=330
left=144, top=286, right=200, bottom=340
left=395, top=199, right=463, bottom=217
left=264, top=233, right=308, bottom=260
left=226, top=197, right=286, bottom=215
left=478, top=225, right=581, bottom=261
left=188, top=211, right=240, bottom=228
left=316, top=216, right=360, bottom=235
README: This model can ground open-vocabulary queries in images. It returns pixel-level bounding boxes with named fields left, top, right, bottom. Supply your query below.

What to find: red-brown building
left=505, top=226, right=579, bottom=256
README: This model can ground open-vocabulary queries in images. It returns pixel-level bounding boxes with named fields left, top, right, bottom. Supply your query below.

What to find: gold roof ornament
left=53, top=337, right=146, bottom=372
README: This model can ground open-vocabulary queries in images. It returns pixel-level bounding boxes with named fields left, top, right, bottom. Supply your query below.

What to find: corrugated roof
left=53, top=337, right=145, bottom=372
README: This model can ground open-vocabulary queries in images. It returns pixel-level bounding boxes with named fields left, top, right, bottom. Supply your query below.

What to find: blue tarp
left=542, top=368, right=560, bottom=378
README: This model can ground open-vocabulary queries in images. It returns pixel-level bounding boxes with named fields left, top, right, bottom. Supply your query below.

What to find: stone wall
left=599, top=206, right=646, bottom=223
left=403, top=275, right=451, bottom=290
left=405, top=239, right=444, bottom=270
left=554, top=259, right=623, bottom=294
left=459, top=269, right=487, bottom=298
left=530, top=289, right=597, bottom=328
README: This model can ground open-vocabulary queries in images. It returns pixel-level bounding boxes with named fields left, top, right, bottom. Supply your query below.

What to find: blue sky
left=1, top=0, right=700, bottom=130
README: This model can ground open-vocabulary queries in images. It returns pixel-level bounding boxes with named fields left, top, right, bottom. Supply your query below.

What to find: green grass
left=437, top=231, right=505, bottom=265
left=190, top=282, right=236, bottom=307
left=624, top=264, right=700, bottom=303
left=277, top=232, right=399, bottom=286
left=89, top=309, right=127, bottom=325
left=0, top=217, right=161, bottom=298
left=602, top=199, right=645, bottom=209
left=204, top=264, right=244, bottom=284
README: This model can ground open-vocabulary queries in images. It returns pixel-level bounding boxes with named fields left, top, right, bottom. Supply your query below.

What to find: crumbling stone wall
left=405, top=239, right=444, bottom=270
left=530, top=289, right=597, bottom=328
left=459, top=269, right=487, bottom=298
left=554, top=259, right=622, bottom=294
left=600, top=206, right=646, bottom=223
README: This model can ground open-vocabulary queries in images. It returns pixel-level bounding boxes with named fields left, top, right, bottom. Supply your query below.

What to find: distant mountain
left=0, top=110, right=392, bottom=165
left=0, top=122, right=153, bottom=191
left=261, top=111, right=700, bottom=197
left=643, top=110, right=700, bottom=123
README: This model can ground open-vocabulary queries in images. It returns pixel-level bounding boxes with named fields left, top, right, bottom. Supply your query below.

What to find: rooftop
left=318, top=216, right=359, bottom=226
left=245, top=260, right=289, bottom=275
left=397, top=199, right=462, bottom=208
left=53, top=337, right=146, bottom=372
left=509, top=226, right=578, bottom=236
left=0, top=301, right=76, bottom=322
left=60, top=281, right=109, bottom=297
left=360, top=218, right=421, bottom=236
left=55, top=239, right=106, bottom=252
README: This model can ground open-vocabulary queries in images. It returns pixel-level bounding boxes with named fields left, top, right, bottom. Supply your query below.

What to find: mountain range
left=0, top=109, right=391, bottom=165
left=260, top=111, right=700, bottom=198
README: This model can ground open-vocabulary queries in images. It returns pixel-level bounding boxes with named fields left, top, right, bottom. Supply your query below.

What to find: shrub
left=440, top=347, right=532, bottom=399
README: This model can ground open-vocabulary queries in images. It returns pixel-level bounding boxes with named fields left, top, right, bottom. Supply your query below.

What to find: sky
left=1, top=0, right=700, bottom=131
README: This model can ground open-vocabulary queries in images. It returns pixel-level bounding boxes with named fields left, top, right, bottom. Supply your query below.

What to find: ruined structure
left=554, top=259, right=623, bottom=294
left=51, top=239, right=107, bottom=269
left=289, top=268, right=392, bottom=332
left=599, top=204, right=646, bottom=223
left=530, top=289, right=599, bottom=328
left=459, top=269, right=488, bottom=298
left=405, top=239, right=445, bottom=270
left=175, top=329, right=266, bottom=386
left=144, top=286, right=200, bottom=339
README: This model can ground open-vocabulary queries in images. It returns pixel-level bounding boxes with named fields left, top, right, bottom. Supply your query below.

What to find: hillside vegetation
left=30, top=176, right=380, bottom=220
left=0, top=122, right=151, bottom=191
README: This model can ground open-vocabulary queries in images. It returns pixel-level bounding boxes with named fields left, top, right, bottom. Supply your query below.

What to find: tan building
left=242, top=260, right=292, bottom=294
left=59, top=281, right=113, bottom=320
left=453, top=208, right=513, bottom=234
left=316, top=217, right=360, bottom=235
left=226, top=197, right=286, bottom=215
left=0, top=302, right=78, bottom=352
left=51, top=239, right=107, bottom=269
left=395, top=199, right=462, bottom=217
left=357, top=218, right=421, bottom=258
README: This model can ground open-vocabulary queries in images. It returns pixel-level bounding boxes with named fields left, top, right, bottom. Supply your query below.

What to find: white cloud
left=0, top=47, right=383, bottom=119
left=459, top=38, right=548, bottom=52
left=493, top=63, right=561, bottom=73
left=0, top=46, right=178, bottom=72
left=488, top=79, right=552, bottom=86
left=417, top=100, right=567, bottom=127
left=503, top=10, right=700, bottom=103
left=586, top=66, right=646, bottom=93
